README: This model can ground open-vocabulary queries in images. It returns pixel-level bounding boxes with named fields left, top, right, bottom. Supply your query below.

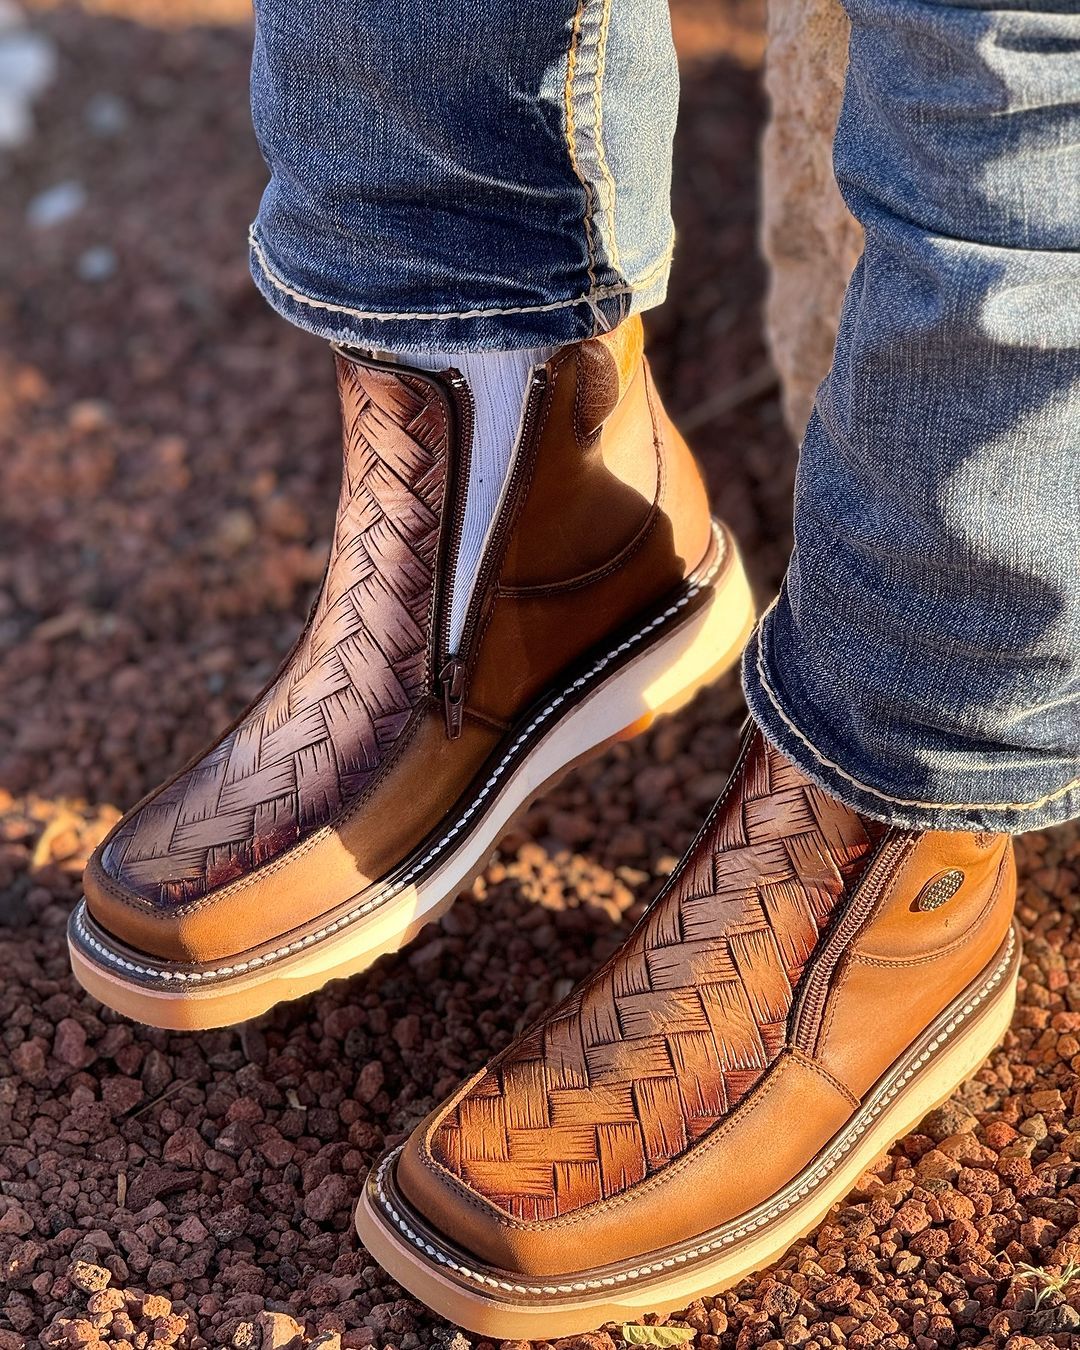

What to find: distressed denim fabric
left=743, top=0, right=1080, bottom=833
left=248, top=0, right=677, bottom=351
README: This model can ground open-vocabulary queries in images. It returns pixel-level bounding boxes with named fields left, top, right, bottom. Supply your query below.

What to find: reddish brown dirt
left=1, top=4, right=1078, bottom=1350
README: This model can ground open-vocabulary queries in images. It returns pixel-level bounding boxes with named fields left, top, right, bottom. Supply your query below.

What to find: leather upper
left=84, top=317, right=717, bottom=963
left=395, top=729, right=1016, bottom=1276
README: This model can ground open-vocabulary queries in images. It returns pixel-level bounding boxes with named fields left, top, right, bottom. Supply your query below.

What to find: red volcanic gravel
left=2, top=3, right=1079, bottom=1349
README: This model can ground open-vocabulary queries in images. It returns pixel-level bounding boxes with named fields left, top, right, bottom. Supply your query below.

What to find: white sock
left=404, top=346, right=557, bottom=653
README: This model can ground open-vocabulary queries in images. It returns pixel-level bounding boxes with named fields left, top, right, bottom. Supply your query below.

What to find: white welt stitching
left=370, top=928, right=1016, bottom=1297
left=76, top=526, right=728, bottom=985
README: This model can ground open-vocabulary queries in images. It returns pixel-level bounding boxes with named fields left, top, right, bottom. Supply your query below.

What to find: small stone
left=916, top=1149, right=960, bottom=1182
left=254, top=1311, right=304, bottom=1350
left=152, top=1313, right=188, bottom=1344
left=27, top=180, right=86, bottom=228
left=174, top=1214, right=208, bottom=1243
left=984, top=1121, right=1020, bottom=1150
left=0, top=28, right=55, bottom=150
left=356, top=1061, right=385, bottom=1104
left=76, top=246, right=117, bottom=284
left=909, top=1226, right=950, bottom=1259
left=62, top=1320, right=97, bottom=1345
left=126, top=1165, right=198, bottom=1210
left=0, top=1206, right=33, bottom=1236
left=53, top=1018, right=89, bottom=1067
left=392, top=1014, right=421, bottom=1051
left=100, top=1075, right=143, bottom=1114
left=67, top=1260, right=110, bottom=1294
left=922, top=1102, right=977, bottom=1141
left=938, top=1191, right=975, bottom=1221
left=761, top=1283, right=799, bottom=1321
left=11, top=1041, right=45, bottom=1078
left=84, top=91, right=128, bottom=136
left=893, top=1200, right=932, bottom=1236
left=3, top=1239, right=44, bottom=1283
left=303, top=1173, right=352, bottom=1223
left=85, top=1290, right=124, bottom=1315
left=214, top=509, right=257, bottom=555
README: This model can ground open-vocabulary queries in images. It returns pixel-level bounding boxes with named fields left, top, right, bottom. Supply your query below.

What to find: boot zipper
left=790, top=834, right=914, bottom=1056
left=436, top=367, right=550, bottom=739
left=440, top=656, right=466, bottom=739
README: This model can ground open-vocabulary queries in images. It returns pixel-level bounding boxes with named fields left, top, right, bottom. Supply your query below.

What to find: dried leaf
left=619, top=1326, right=695, bottom=1347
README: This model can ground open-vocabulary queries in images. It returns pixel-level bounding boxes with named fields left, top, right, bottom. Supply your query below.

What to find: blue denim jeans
left=249, top=0, right=1080, bottom=835
left=249, top=0, right=677, bottom=351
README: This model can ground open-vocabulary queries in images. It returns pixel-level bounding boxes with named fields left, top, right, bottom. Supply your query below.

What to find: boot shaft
left=333, top=316, right=714, bottom=737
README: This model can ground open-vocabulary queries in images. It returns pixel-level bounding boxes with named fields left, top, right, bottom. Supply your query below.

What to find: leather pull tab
left=573, top=343, right=620, bottom=445
left=573, top=315, right=644, bottom=444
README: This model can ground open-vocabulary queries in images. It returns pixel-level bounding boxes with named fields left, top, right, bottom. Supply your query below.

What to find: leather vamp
left=427, top=734, right=887, bottom=1220
left=100, top=358, right=448, bottom=907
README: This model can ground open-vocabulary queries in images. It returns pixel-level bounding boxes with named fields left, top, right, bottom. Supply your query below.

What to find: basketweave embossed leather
left=78, top=317, right=736, bottom=995
left=386, top=731, right=1016, bottom=1298
left=99, top=358, right=449, bottom=907
left=422, top=732, right=888, bottom=1220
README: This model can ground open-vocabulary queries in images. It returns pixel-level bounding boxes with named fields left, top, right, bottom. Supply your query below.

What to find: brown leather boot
left=356, top=724, right=1018, bottom=1339
left=68, top=317, right=754, bottom=1028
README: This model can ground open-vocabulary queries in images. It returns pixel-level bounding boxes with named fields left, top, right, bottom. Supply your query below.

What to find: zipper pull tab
left=440, top=658, right=466, bottom=740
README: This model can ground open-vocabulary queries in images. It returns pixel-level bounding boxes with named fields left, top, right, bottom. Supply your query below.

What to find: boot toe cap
left=394, top=1081, right=579, bottom=1280
left=83, top=839, right=215, bottom=965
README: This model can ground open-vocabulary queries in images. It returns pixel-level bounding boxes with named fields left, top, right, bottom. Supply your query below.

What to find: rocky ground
left=1, top=3, right=1079, bottom=1349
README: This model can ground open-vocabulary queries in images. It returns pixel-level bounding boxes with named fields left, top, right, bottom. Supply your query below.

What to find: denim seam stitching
left=752, top=597, right=1080, bottom=814
left=249, top=227, right=668, bottom=324
left=564, top=0, right=599, bottom=293
left=591, top=0, right=620, bottom=272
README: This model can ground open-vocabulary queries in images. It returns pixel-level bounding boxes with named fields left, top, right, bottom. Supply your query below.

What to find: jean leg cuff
left=248, top=224, right=672, bottom=354
left=742, top=600, right=1080, bottom=836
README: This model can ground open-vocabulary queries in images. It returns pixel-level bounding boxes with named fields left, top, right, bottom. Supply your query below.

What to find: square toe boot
left=69, top=317, right=755, bottom=1028
left=356, top=724, right=1019, bottom=1339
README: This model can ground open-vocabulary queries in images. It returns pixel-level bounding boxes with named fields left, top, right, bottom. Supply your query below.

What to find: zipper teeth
left=437, top=372, right=475, bottom=680
left=791, top=834, right=913, bottom=1055
left=446, top=367, right=549, bottom=672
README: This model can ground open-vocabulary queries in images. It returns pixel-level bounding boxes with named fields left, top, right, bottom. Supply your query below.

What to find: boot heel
left=610, top=527, right=756, bottom=744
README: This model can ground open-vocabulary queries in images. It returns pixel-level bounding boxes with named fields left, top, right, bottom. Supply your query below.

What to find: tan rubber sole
left=355, top=928, right=1020, bottom=1339
left=69, top=533, right=756, bottom=1029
